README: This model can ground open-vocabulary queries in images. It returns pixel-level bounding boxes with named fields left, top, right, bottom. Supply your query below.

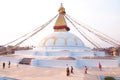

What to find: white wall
left=31, top=59, right=76, bottom=67
left=31, top=59, right=119, bottom=67
left=76, top=59, right=119, bottom=67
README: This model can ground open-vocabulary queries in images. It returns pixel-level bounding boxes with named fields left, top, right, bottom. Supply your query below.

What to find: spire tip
left=58, top=3, right=66, bottom=14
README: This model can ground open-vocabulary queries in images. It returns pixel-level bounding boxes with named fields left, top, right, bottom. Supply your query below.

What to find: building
left=13, top=4, right=119, bottom=67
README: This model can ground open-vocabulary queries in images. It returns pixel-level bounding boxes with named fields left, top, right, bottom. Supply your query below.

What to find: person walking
left=3, top=62, right=5, bottom=69
left=70, top=66, right=74, bottom=74
left=8, top=61, right=11, bottom=68
left=84, top=66, right=88, bottom=74
left=66, top=67, right=70, bottom=76
left=98, top=62, right=102, bottom=71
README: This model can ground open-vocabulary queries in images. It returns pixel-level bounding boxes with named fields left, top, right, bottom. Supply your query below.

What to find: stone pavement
left=0, top=63, right=120, bottom=80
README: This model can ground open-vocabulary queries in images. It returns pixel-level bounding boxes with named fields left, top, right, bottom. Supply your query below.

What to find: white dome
left=38, top=32, right=90, bottom=50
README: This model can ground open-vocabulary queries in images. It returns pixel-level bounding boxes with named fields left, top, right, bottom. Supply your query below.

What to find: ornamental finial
left=58, top=3, right=66, bottom=14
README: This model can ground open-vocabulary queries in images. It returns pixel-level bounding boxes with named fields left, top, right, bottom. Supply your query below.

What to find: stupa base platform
left=12, top=50, right=119, bottom=67
left=0, top=54, right=119, bottom=68
left=30, top=56, right=119, bottom=67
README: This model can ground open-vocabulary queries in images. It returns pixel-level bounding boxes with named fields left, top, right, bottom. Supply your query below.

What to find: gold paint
left=53, top=36, right=57, bottom=46
left=54, top=14, right=67, bottom=27
left=43, top=38, right=48, bottom=46
left=58, top=3, right=66, bottom=13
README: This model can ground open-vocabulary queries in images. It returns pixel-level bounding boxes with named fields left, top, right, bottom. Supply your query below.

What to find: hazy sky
left=0, top=0, right=120, bottom=48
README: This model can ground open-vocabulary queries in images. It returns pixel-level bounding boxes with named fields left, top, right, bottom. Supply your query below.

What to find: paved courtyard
left=0, top=63, right=120, bottom=80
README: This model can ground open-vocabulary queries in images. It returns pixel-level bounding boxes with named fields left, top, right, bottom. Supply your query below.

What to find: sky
left=0, top=0, right=120, bottom=48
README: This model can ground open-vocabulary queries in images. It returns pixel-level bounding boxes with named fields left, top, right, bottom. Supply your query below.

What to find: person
left=84, top=66, right=88, bottom=74
left=71, top=66, right=74, bottom=73
left=3, top=62, right=5, bottom=69
left=98, top=62, right=102, bottom=71
left=17, top=63, right=19, bottom=67
left=66, top=67, right=70, bottom=76
left=8, top=61, right=11, bottom=68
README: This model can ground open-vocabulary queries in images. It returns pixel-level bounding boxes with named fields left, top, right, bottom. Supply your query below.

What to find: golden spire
left=53, top=3, right=70, bottom=32
left=58, top=3, right=66, bottom=14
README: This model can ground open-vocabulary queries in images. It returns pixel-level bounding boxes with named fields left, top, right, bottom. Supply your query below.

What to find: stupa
left=14, top=4, right=119, bottom=67
left=38, top=4, right=90, bottom=51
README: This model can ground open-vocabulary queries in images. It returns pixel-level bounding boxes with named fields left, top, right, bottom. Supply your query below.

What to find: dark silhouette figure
left=71, top=66, right=74, bottom=73
left=3, top=62, right=5, bottom=69
left=98, top=62, right=102, bottom=71
left=66, top=67, right=70, bottom=76
left=8, top=61, right=11, bottom=68
left=84, top=66, right=88, bottom=74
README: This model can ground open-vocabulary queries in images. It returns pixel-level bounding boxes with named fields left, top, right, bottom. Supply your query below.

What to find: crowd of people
left=66, top=62, right=102, bottom=76
left=2, top=61, right=103, bottom=77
